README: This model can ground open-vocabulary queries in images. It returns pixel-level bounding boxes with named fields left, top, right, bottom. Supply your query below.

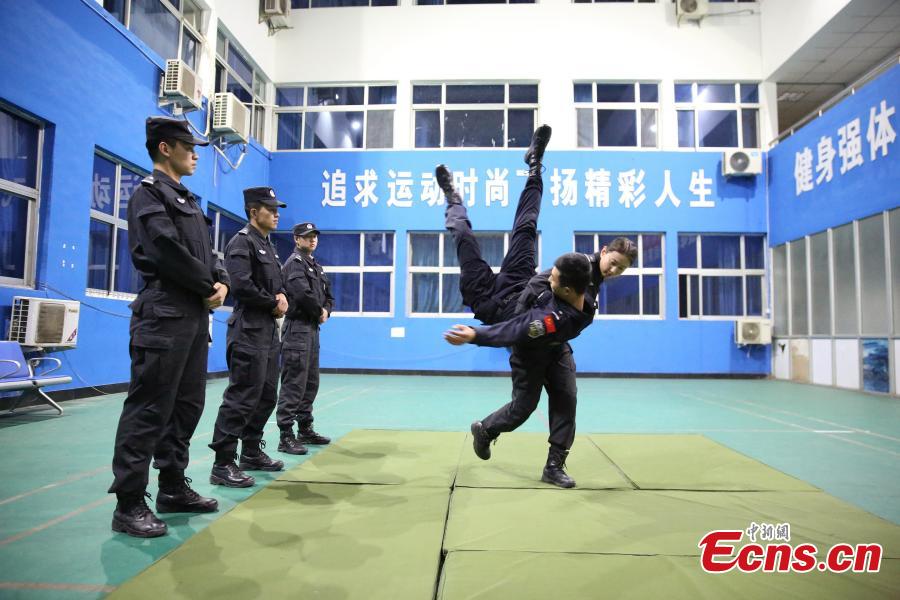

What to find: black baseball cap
left=145, top=116, right=210, bottom=146
left=243, top=186, right=287, bottom=208
left=293, top=222, right=320, bottom=236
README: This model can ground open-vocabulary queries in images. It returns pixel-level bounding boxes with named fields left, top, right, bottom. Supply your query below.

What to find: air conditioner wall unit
left=212, top=92, right=250, bottom=143
left=735, top=318, right=772, bottom=345
left=260, top=0, right=291, bottom=28
left=8, top=297, right=80, bottom=348
left=723, top=149, right=763, bottom=176
left=676, top=0, right=709, bottom=21
left=160, top=59, right=202, bottom=110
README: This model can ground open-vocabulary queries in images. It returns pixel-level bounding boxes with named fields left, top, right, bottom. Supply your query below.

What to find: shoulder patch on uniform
left=238, top=226, right=249, bottom=235
left=141, top=176, right=155, bottom=186
left=528, top=319, right=546, bottom=339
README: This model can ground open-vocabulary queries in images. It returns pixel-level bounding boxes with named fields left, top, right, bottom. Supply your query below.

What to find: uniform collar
left=244, top=223, right=271, bottom=243
left=152, top=169, right=190, bottom=195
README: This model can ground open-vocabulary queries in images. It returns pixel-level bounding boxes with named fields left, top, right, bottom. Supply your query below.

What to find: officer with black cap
left=276, top=221, right=334, bottom=454
left=109, top=116, right=229, bottom=538
left=208, top=186, right=289, bottom=487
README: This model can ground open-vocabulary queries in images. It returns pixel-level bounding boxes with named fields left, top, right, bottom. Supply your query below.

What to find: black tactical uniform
left=110, top=116, right=225, bottom=538
left=276, top=222, right=334, bottom=452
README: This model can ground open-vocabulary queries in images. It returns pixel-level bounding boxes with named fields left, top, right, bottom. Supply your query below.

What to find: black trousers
left=109, top=288, right=208, bottom=495
left=276, top=319, right=320, bottom=430
left=209, top=319, right=280, bottom=456
left=445, top=175, right=543, bottom=325
left=481, top=344, right=578, bottom=452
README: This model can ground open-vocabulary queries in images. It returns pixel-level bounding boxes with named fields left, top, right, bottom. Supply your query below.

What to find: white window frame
left=678, top=233, right=767, bottom=320
left=108, top=0, right=204, bottom=72
left=85, top=151, right=147, bottom=301
left=574, top=81, right=660, bottom=150
left=215, top=30, right=270, bottom=146
left=291, top=0, right=398, bottom=7
left=411, top=81, right=539, bottom=149
left=321, top=232, right=395, bottom=317
left=0, top=107, right=43, bottom=289
left=576, top=233, right=665, bottom=320
left=273, top=83, right=397, bottom=151
left=674, top=82, right=760, bottom=150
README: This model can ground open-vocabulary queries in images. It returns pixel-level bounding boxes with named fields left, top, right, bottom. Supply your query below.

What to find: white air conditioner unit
left=8, top=297, right=80, bottom=348
left=260, top=0, right=291, bottom=28
left=676, top=0, right=709, bottom=21
left=160, top=59, right=203, bottom=110
left=722, top=149, right=763, bottom=177
left=735, top=318, right=772, bottom=345
left=212, top=92, right=251, bottom=143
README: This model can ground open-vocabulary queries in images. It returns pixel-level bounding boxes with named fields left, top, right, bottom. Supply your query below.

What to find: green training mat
left=444, top=488, right=900, bottom=557
left=110, top=482, right=450, bottom=599
left=278, top=429, right=466, bottom=487
left=455, top=433, right=633, bottom=490
left=437, top=551, right=900, bottom=600
left=590, top=434, right=819, bottom=491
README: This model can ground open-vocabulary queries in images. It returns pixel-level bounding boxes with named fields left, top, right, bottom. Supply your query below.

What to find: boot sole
left=238, top=462, right=284, bottom=472
left=540, top=474, right=576, bottom=489
left=209, top=474, right=255, bottom=488
left=155, top=502, right=219, bottom=514
left=277, top=446, right=309, bottom=455
left=298, top=440, right=330, bottom=446
left=112, top=517, right=167, bottom=538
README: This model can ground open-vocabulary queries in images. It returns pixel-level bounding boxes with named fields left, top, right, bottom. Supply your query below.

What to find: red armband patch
left=543, top=314, right=557, bottom=333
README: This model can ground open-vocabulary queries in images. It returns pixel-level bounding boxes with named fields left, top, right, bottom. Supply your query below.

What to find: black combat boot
left=524, top=124, right=552, bottom=177
left=112, top=492, right=168, bottom=538
left=210, top=454, right=255, bottom=488
left=541, top=446, right=576, bottom=489
left=470, top=421, right=495, bottom=461
left=156, top=474, right=218, bottom=513
left=278, top=429, right=309, bottom=455
left=298, top=423, right=331, bottom=445
left=239, top=440, right=285, bottom=471
left=435, top=164, right=462, bottom=205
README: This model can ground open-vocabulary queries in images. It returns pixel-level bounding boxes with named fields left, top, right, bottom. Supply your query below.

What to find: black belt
left=143, top=280, right=166, bottom=290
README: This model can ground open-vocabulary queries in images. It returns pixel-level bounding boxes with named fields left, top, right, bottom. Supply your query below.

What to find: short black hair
left=607, top=237, right=638, bottom=266
left=245, top=201, right=264, bottom=220
left=554, top=252, right=592, bottom=294
left=145, top=137, right=179, bottom=163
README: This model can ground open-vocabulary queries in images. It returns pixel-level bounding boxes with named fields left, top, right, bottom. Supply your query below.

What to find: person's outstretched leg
left=438, top=164, right=499, bottom=323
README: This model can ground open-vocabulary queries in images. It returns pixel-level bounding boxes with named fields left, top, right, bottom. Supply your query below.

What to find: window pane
left=599, top=275, right=639, bottom=315
left=276, top=87, right=304, bottom=107
left=130, top=0, right=179, bottom=61
left=596, top=83, right=634, bottom=103
left=596, top=109, right=636, bottom=147
left=639, top=83, right=658, bottom=102
left=88, top=219, right=113, bottom=290
left=366, top=110, right=394, bottom=149
left=859, top=214, right=889, bottom=334
left=477, top=233, right=505, bottom=267
left=643, top=234, right=662, bottom=268
left=833, top=223, right=857, bottom=335
left=217, top=212, right=243, bottom=253
left=574, top=234, right=594, bottom=254
left=643, top=274, right=660, bottom=315
left=410, top=234, right=439, bottom=267
left=742, top=109, right=759, bottom=148
left=509, top=84, right=538, bottom=103
left=0, top=108, right=39, bottom=188
left=892, top=209, right=900, bottom=335
left=181, top=28, right=199, bottom=72
left=215, top=62, right=225, bottom=93
left=573, top=83, right=592, bottom=103
left=317, top=233, right=361, bottom=266
left=678, top=235, right=697, bottom=268
left=329, top=272, right=360, bottom=312
left=182, top=0, right=201, bottom=29
left=369, top=85, right=397, bottom=105
left=507, top=109, right=534, bottom=148
left=277, top=113, right=302, bottom=150
left=701, top=235, right=741, bottom=269
left=226, top=45, right=253, bottom=86
left=114, top=228, right=140, bottom=294
left=119, top=166, right=143, bottom=220
left=702, top=276, right=743, bottom=316
left=744, top=235, right=765, bottom=269
left=216, top=30, right=226, bottom=57
left=0, top=191, right=28, bottom=280
left=253, top=72, right=265, bottom=99
left=810, top=231, right=831, bottom=335
left=697, top=83, right=735, bottom=103
left=312, top=0, right=368, bottom=6
left=226, top=75, right=253, bottom=103
left=413, top=85, right=441, bottom=104
left=576, top=108, right=593, bottom=148
left=698, top=110, right=738, bottom=147
left=415, top=111, right=440, bottom=148
left=308, top=86, right=365, bottom=106
left=677, top=110, right=694, bottom=148
left=304, top=111, right=364, bottom=149
left=446, top=84, right=504, bottom=104
left=674, top=83, right=693, bottom=103
left=291, top=0, right=310, bottom=6
left=442, top=233, right=459, bottom=267
left=773, top=244, right=787, bottom=336
left=363, top=233, right=393, bottom=266
left=362, top=272, right=390, bottom=312
left=790, top=239, right=809, bottom=335
left=444, top=110, right=503, bottom=147
left=740, top=83, right=759, bottom=103
left=104, top=0, right=126, bottom=23
left=442, top=273, right=466, bottom=313
left=412, top=273, right=439, bottom=313
left=91, top=155, right=117, bottom=216
left=679, top=274, right=688, bottom=318
left=640, top=109, right=657, bottom=147
left=596, top=234, right=622, bottom=252
left=746, top=275, right=763, bottom=316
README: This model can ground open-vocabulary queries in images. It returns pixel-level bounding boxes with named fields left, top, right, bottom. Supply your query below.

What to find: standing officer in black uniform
left=110, top=116, right=229, bottom=538
left=276, top=222, right=334, bottom=454
left=208, top=187, right=288, bottom=487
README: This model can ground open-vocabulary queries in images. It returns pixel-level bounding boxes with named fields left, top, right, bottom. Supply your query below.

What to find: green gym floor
left=1, top=375, right=899, bottom=598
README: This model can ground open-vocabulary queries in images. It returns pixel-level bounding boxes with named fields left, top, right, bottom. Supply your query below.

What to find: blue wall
left=768, top=64, right=900, bottom=246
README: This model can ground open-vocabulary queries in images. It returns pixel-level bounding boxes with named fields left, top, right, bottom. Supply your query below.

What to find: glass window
left=674, top=82, right=760, bottom=149
left=293, top=0, right=398, bottom=6
left=106, top=0, right=201, bottom=71
left=304, top=111, right=364, bottom=149
left=832, top=223, right=858, bottom=335
left=216, top=32, right=270, bottom=146
left=276, top=87, right=305, bottom=107
left=789, top=238, right=808, bottom=335
left=0, top=108, right=39, bottom=188
left=130, top=0, right=179, bottom=61
left=315, top=232, right=394, bottom=315
left=0, top=192, right=29, bottom=280
left=418, top=0, right=532, bottom=4
left=809, top=231, right=831, bottom=336
left=773, top=244, right=787, bottom=336
left=891, top=209, right=900, bottom=336
left=859, top=214, right=889, bottom=334
left=574, top=81, right=659, bottom=148
left=576, top=233, right=663, bottom=318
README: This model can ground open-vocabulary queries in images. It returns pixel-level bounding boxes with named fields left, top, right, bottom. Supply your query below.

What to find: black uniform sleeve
left=284, top=260, right=323, bottom=320
left=213, top=253, right=230, bottom=289
left=472, top=307, right=565, bottom=348
left=322, top=271, right=334, bottom=316
left=225, top=237, right=278, bottom=311
left=133, top=190, right=216, bottom=297
left=515, top=269, right=553, bottom=314
left=586, top=253, right=604, bottom=304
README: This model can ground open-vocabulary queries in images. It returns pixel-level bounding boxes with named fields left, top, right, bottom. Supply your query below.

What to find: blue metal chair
left=0, top=341, right=72, bottom=415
